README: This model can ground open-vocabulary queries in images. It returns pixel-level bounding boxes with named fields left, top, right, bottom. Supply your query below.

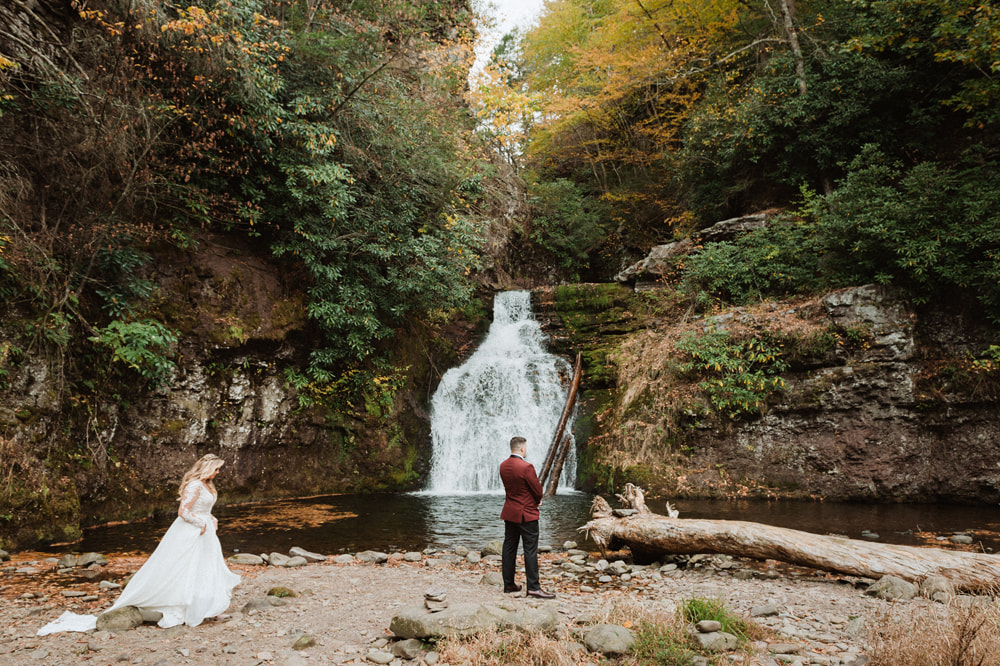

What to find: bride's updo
left=178, top=454, right=225, bottom=497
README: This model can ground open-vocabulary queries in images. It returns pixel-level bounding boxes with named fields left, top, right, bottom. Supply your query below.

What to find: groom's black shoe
left=503, top=584, right=522, bottom=593
left=527, top=589, right=555, bottom=599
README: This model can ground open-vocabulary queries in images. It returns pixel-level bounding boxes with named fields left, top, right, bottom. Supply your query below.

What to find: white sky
left=472, top=0, right=547, bottom=73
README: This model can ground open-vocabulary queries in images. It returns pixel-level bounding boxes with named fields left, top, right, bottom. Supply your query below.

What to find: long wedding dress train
left=38, top=480, right=240, bottom=635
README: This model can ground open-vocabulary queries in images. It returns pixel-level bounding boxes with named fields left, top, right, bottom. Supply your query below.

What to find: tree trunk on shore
left=582, top=485, right=1000, bottom=592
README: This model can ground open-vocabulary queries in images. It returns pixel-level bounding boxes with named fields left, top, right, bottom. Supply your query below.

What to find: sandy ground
left=0, top=547, right=935, bottom=665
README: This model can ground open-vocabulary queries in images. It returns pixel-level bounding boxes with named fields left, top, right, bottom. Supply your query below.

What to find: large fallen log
left=581, top=484, right=1000, bottom=592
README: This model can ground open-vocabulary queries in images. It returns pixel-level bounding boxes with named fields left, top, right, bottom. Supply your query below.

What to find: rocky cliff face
left=0, top=234, right=476, bottom=550
left=533, top=283, right=1000, bottom=504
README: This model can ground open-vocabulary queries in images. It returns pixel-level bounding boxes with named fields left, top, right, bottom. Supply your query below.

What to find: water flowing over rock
left=425, top=291, right=575, bottom=492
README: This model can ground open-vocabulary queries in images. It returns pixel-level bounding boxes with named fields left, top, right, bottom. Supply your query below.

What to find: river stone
left=96, top=606, right=143, bottom=632
left=694, top=631, right=739, bottom=652
left=453, top=546, right=470, bottom=557
left=403, top=551, right=422, bottom=562
left=920, top=575, right=955, bottom=602
left=267, top=586, right=298, bottom=598
left=594, top=559, right=609, bottom=571
left=506, top=607, right=559, bottom=633
left=465, top=552, right=481, bottom=564
left=583, top=624, right=635, bottom=655
left=98, top=580, right=121, bottom=590
left=242, top=597, right=276, bottom=613
left=0, top=550, right=9, bottom=561
left=284, top=556, right=308, bottom=568
left=561, top=562, right=587, bottom=574
left=57, top=554, right=79, bottom=568
left=951, top=534, right=974, bottom=544
left=139, top=608, right=163, bottom=624
left=391, top=638, right=423, bottom=660
left=269, top=552, right=291, bottom=567
left=696, top=620, right=722, bottom=633
left=77, top=553, right=108, bottom=567
left=292, top=634, right=316, bottom=650
left=289, top=546, right=327, bottom=562
left=333, top=554, right=355, bottom=564
left=608, top=560, right=629, bottom=575
left=480, top=571, right=503, bottom=587
left=481, top=540, right=503, bottom=557
left=229, top=553, right=265, bottom=566
left=768, top=643, right=802, bottom=654
left=751, top=603, right=780, bottom=617
left=356, top=550, right=389, bottom=564
left=365, top=650, right=393, bottom=664
left=563, top=541, right=578, bottom=550
left=390, top=603, right=509, bottom=639
left=865, top=575, right=918, bottom=601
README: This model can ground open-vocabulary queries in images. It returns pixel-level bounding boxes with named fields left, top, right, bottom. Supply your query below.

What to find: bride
left=39, top=454, right=241, bottom=634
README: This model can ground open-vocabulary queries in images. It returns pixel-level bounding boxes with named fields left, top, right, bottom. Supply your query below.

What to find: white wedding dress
left=38, top=480, right=241, bottom=635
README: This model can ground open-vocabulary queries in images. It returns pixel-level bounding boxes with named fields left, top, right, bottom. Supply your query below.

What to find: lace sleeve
left=178, top=481, right=206, bottom=529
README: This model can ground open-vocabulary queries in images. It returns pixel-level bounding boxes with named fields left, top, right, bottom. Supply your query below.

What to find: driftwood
left=582, top=484, right=1000, bottom=592
left=543, top=435, right=572, bottom=497
left=539, top=352, right=583, bottom=488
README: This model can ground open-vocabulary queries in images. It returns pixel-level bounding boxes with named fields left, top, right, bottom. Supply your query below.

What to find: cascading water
left=425, top=291, right=576, bottom=493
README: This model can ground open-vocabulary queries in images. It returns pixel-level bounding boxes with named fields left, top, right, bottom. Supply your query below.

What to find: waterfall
left=425, top=291, right=576, bottom=493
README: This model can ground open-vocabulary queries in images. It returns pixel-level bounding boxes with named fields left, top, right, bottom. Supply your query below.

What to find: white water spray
left=425, top=291, right=576, bottom=493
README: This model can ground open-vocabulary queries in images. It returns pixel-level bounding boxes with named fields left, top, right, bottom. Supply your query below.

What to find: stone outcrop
left=533, top=282, right=1000, bottom=503
left=389, top=602, right=558, bottom=639
left=614, top=212, right=771, bottom=283
left=0, top=232, right=475, bottom=550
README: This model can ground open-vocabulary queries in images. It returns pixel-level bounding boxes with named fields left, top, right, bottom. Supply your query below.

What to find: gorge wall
left=533, top=282, right=1000, bottom=504
left=0, top=233, right=479, bottom=550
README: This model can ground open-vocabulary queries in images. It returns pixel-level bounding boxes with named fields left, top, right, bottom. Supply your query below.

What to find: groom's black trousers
left=502, top=519, right=540, bottom=591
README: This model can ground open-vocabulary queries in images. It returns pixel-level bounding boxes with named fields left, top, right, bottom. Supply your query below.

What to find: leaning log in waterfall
left=581, top=484, right=1000, bottom=592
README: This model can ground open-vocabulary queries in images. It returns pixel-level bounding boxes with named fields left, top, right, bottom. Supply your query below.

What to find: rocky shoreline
left=0, top=542, right=987, bottom=665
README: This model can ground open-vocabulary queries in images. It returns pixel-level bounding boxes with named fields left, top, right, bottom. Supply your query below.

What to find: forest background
left=0, top=0, right=998, bottom=548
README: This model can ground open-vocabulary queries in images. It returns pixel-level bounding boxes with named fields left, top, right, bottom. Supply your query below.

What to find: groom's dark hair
left=509, top=436, right=526, bottom=452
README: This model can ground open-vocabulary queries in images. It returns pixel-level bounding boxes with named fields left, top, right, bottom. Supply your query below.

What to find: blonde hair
left=178, top=454, right=225, bottom=498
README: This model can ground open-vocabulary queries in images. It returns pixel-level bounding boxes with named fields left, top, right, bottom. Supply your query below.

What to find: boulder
left=57, top=554, right=79, bottom=569
left=389, top=603, right=510, bottom=639
left=76, top=552, right=107, bottom=567
left=615, top=238, right=694, bottom=283
left=750, top=603, right=779, bottom=618
left=333, top=554, right=355, bottom=564
left=920, top=575, right=955, bottom=603
left=865, top=575, right=918, bottom=601
left=696, top=620, right=722, bottom=633
left=480, top=572, right=503, bottom=587
left=228, top=553, right=265, bottom=566
left=391, top=638, right=424, bottom=660
left=356, top=550, right=389, bottom=564
left=696, top=212, right=769, bottom=243
left=139, top=608, right=163, bottom=624
left=403, top=552, right=423, bottom=562
left=694, top=631, right=739, bottom=652
left=289, top=547, right=327, bottom=562
left=268, top=552, right=291, bottom=567
left=506, top=607, right=559, bottom=633
left=583, top=624, right=635, bottom=655
left=481, top=540, right=503, bottom=557
left=96, top=606, right=143, bottom=633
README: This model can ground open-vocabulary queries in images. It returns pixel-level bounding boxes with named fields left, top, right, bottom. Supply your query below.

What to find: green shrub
left=90, top=319, right=179, bottom=389
left=677, top=331, right=787, bottom=417
left=681, top=597, right=761, bottom=645
left=528, top=178, right=609, bottom=271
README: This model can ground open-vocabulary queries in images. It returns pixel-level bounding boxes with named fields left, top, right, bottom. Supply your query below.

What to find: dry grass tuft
left=867, top=593, right=1000, bottom=666
left=435, top=626, right=597, bottom=666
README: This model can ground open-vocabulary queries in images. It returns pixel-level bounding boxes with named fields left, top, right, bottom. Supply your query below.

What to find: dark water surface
left=64, top=492, right=1000, bottom=557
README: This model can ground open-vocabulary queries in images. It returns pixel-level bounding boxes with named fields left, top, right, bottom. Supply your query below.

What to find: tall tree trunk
left=777, top=0, right=808, bottom=95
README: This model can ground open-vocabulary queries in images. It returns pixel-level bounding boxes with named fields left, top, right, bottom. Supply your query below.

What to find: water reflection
left=63, top=494, right=1000, bottom=557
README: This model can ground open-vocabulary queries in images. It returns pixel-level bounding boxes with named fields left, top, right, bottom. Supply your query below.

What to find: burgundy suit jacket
left=499, top=455, right=543, bottom=523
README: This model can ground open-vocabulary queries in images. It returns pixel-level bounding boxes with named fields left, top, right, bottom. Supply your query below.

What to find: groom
left=499, top=436, right=555, bottom=599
